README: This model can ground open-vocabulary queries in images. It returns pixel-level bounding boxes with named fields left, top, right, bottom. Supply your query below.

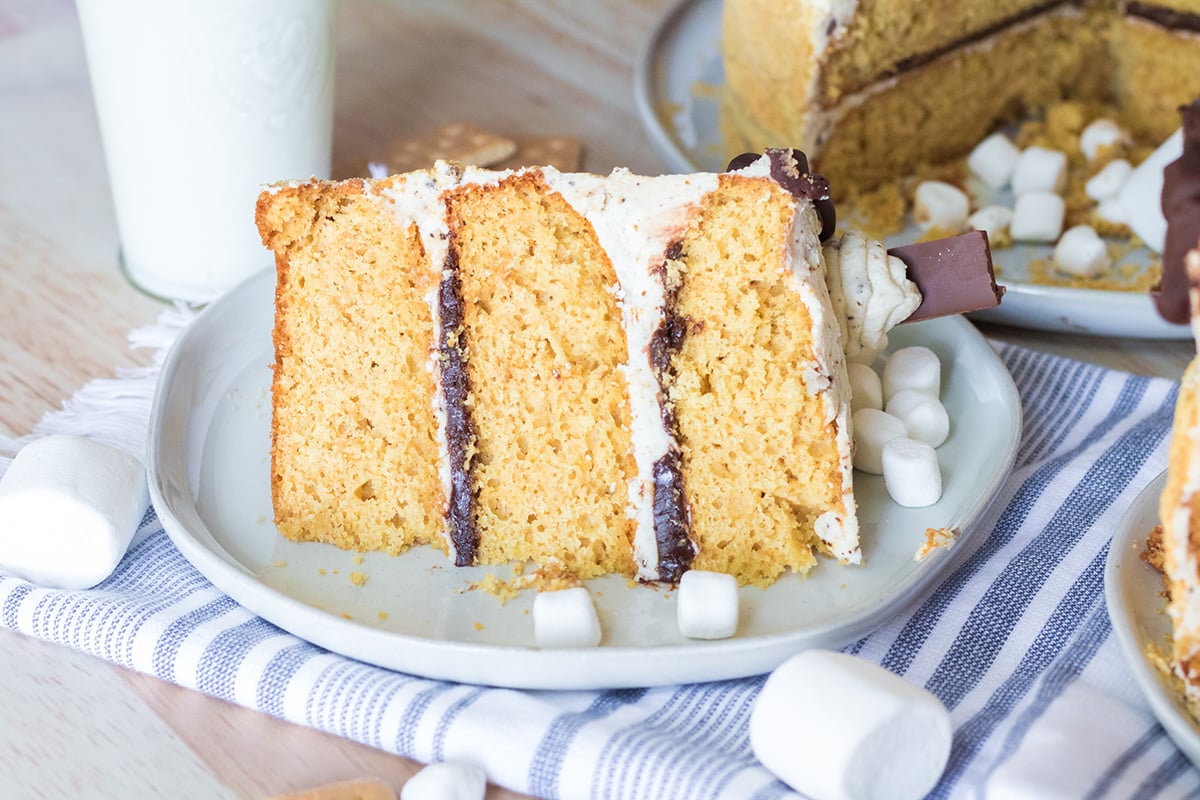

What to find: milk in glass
left=77, top=0, right=335, bottom=302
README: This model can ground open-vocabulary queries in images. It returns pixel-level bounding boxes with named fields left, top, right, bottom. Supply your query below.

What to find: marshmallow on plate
left=882, top=438, right=943, bottom=508
left=1053, top=225, right=1111, bottom=278
left=967, top=133, right=1021, bottom=190
left=750, top=650, right=952, bottom=800
left=1010, top=146, right=1068, bottom=195
left=1117, top=128, right=1182, bottom=253
left=851, top=409, right=906, bottom=475
left=913, top=181, right=969, bottom=232
left=401, top=761, right=487, bottom=800
left=533, top=587, right=601, bottom=648
left=1010, top=191, right=1065, bottom=243
left=885, top=390, right=950, bottom=448
left=677, top=570, right=739, bottom=640
left=848, top=362, right=883, bottom=413
left=966, top=205, right=1012, bottom=242
left=1084, top=159, right=1132, bottom=201
left=0, top=434, right=147, bottom=590
left=882, top=346, right=941, bottom=400
left=1080, top=118, right=1130, bottom=162
left=1096, top=197, right=1128, bottom=225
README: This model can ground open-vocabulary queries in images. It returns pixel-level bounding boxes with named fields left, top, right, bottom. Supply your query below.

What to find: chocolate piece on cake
left=257, top=154, right=932, bottom=587
left=889, top=231, right=1005, bottom=323
left=1156, top=100, right=1200, bottom=325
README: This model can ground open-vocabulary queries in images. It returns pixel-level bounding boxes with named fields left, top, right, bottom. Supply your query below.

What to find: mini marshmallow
left=1009, top=191, right=1065, bottom=243
left=401, top=761, right=487, bottom=800
left=966, top=133, right=1021, bottom=190
left=882, top=438, right=943, bottom=508
left=851, top=409, right=906, bottom=475
left=1117, top=128, right=1182, bottom=253
left=0, top=435, right=147, bottom=590
left=1053, top=225, right=1111, bottom=278
left=913, top=181, right=969, bottom=232
left=533, top=586, right=601, bottom=648
left=1080, top=118, right=1130, bottom=162
left=848, top=362, right=883, bottom=413
left=677, top=570, right=739, bottom=640
left=885, top=390, right=950, bottom=448
left=882, top=346, right=941, bottom=400
left=750, top=650, right=952, bottom=800
left=1010, top=146, right=1068, bottom=195
left=1096, top=197, right=1128, bottom=225
left=966, top=205, right=1012, bottom=241
left=1084, top=158, right=1133, bottom=201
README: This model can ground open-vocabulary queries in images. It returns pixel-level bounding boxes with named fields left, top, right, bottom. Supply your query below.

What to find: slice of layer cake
left=257, top=151, right=919, bottom=587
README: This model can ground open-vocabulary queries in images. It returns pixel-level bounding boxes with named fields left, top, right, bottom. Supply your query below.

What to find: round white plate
left=1106, top=470, right=1200, bottom=768
left=147, top=267, right=1020, bottom=690
left=634, top=0, right=1191, bottom=340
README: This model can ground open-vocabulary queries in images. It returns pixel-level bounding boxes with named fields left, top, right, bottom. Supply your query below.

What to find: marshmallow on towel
left=677, top=570, right=739, bottom=640
left=1080, top=118, right=1130, bottom=162
left=1010, top=192, right=1065, bottom=243
left=967, top=133, right=1021, bottom=190
left=913, top=181, right=969, bottom=232
left=1010, top=146, right=1068, bottom=195
left=882, top=438, right=943, bottom=507
left=533, top=586, right=601, bottom=648
left=0, top=434, right=147, bottom=590
left=1053, top=225, right=1111, bottom=278
left=882, top=346, right=941, bottom=400
left=401, top=761, right=486, bottom=800
left=750, top=650, right=952, bottom=800
left=852, top=409, right=906, bottom=475
left=848, top=362, right=883, bottom=413
left=885, top=390, right=950, bottom=448
left=966, top=205, right=1012, bottom=242
left=1085, top=159, right=1132, bottom=201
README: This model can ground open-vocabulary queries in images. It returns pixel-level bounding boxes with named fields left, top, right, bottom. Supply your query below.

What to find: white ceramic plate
left=633, top=0, right=1192, bottom=340
left=1105, top=471, right=1200, bottom=768
left=147, top=267, right=1020, bottom=690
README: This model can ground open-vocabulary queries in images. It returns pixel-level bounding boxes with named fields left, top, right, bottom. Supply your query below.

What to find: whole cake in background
left=257, top=151, right=942, bottom=588
left=1156, top=99, right=1200, bottom=709
left=722, top=0, right=1200, bottom=197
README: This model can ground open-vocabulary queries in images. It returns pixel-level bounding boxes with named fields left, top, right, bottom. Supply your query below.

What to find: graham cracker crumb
left=349, top=571, right=367, bottom=587
left=914, top=527, right=958, bottom=562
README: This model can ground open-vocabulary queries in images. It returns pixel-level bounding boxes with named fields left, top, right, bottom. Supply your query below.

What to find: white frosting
left=823, top=232, right=922, bottom=362
left=375, top=163, right=464, bottom=561
left=363, top=155, right=894, bottom=574
left=1171, top=372, right=1200, bottom=703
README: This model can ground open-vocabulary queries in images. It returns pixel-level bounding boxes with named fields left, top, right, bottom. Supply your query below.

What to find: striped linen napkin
left=1, top=312, right=1197, bottom=799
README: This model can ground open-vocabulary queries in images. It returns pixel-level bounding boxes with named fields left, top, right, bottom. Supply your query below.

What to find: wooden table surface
left=0, top=1, right=1194, bottom=797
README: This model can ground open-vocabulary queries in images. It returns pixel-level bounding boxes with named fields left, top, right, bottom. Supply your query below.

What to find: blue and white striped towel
left=1, top=312, right=1196, bottom=799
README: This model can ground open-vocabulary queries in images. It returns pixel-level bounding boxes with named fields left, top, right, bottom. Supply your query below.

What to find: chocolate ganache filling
left=1156, top=100, right=1200, bottom=325
left=647, top=239, right=696, bottom=582
left=1127, top=2, right=1200, bottom=33
left=438, top=241, right=481, bottom=566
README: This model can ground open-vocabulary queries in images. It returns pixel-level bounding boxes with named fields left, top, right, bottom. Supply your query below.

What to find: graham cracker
left=269, top=777, right=396, bottom=800
left=495, top=135, right=584, bottom=171
left=336, top=123, right=517, bottom=178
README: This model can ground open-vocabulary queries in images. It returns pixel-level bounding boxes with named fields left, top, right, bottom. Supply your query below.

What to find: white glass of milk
left=76, top=0, right=335, bottom=303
